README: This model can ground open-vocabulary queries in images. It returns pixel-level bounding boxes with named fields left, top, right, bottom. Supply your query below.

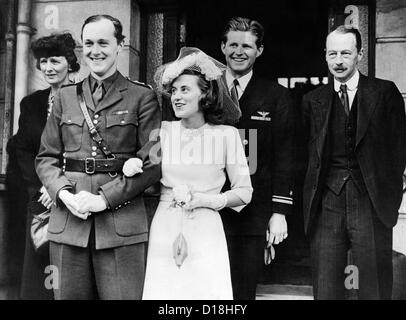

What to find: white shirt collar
left=225, top=70, right=253, bottom=93
left=334, top=69, right=359, bottom=92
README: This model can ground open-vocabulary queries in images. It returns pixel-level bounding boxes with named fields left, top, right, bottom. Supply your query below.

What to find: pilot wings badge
left=251, top=111, right=271, bottom=121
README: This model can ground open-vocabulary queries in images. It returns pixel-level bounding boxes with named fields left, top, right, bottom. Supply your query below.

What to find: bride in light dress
left=124, top=47, right=253, bottom=300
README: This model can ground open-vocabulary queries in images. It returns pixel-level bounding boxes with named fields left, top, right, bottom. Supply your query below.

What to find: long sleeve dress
left=142, top=121, right=253, bottom=300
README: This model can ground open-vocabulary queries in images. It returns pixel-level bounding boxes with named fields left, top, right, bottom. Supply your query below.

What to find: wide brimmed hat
left=154, top=47, right=241, bottom=125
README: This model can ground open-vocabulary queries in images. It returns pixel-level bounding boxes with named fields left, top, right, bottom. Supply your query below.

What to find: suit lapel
left=238, top=74, right=263, bottom=120
left=356, top=74, right=378, bottom=148
left=96, top=73, right=127, bottom=113
left=312, top=83, right=334, bottom=158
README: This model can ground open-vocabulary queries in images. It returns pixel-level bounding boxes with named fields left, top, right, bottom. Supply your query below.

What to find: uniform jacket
left=15, top=88, right=50, bottom=200
left=36, top=72, right=161, bottom=249
left=302, top=74, right=406, bottom=234
left=221, top=73, right=295, bottom=236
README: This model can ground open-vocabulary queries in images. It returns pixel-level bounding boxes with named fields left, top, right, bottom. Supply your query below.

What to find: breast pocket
left=106, top=113, right=138, bottom=153
left=60, top=114, right=85, bottom=151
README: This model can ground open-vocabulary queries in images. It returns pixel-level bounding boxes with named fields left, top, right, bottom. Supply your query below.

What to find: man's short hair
left=81, top=14, right=126, bottom=43
left=221, top=17, right=264, bottom=48
left=328, top=25, right=362, bottom=52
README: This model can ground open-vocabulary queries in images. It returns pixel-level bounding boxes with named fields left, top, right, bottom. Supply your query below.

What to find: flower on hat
left=162, top=51, right=223, bottom=85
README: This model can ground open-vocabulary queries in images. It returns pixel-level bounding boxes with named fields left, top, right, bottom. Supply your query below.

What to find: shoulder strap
left=76, top=83, right=115, bottom=159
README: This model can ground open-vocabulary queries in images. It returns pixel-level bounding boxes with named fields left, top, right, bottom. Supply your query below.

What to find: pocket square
left=251, top=111, right=271, bottom=121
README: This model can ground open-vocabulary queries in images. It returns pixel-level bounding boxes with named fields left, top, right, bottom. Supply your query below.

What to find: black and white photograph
left=0, top=0, right=405, bottom=307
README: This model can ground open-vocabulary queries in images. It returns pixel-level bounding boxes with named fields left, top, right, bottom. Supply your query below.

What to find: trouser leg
left=92, top=242, right=147, bottom=300
left=226, top=235, right=263, bottom=300
left=49, top=241, right=97, bottom=300
left=347, top=181, right=393, bottom=300
left=310, top=186, right=348, bottom=300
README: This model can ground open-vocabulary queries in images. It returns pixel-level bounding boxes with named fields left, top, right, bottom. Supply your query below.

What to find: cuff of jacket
left=272, top=200, right=292, bottom=215
left=48, top=175, right=74, bottom=202
left=55, top=185, right=74, bottom=208
left=99, top=180, right=131, bottom=211
left=98, top=191, right=111, bottom=210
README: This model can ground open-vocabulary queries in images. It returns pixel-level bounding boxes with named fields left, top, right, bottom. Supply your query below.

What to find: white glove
left=173, top=184, right=192, bottom=206
left=184, top=192, right=227, bottom=211
left=123, top=158, right=143, bottom=177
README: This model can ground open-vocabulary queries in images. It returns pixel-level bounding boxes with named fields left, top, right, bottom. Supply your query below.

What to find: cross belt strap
left=76, top=83, right=115, bottom=159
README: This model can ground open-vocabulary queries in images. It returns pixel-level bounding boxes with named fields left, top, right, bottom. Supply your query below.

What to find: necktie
left=92, top=81, right=104, bottom=106
left=339, top=84, right=350, bottom=115
left=230, top=78, right=239, bottom=104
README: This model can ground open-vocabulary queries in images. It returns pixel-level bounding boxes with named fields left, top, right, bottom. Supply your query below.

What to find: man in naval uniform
left=220, top=16, right=296, bottom=300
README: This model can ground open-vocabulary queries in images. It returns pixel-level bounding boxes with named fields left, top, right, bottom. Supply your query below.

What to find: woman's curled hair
left=31, top=32, right=80, bottom=72
left=169, top=70, right=225, bottom=125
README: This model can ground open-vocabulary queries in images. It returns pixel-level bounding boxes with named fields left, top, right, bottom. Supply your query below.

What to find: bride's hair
left=173, top=70, right=225, bottom=125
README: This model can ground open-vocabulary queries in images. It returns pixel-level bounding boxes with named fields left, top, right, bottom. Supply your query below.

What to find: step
left=256, top=284, right=314, bottom=300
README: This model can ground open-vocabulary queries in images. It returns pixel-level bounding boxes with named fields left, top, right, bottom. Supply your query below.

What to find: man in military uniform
left=35, top=14, right=161, bottom=299
left=220, top=17, right=295, bottom=299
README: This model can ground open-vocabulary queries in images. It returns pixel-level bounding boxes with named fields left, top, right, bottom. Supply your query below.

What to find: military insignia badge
left=251, top=111, right=271, bottom=121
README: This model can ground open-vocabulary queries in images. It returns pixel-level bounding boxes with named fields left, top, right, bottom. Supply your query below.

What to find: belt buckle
left=85, top=157, right=96, bottom=174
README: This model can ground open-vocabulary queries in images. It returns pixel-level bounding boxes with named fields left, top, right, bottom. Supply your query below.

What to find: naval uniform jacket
left=36, top=72, right=161, bottom=249
left=302, top=74, right=406, bottom=235
left=221, top=73, right=295, bottom=236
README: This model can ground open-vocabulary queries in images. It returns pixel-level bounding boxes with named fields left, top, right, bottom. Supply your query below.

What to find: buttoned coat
left=15, top=88, right=50, bottom=199
left=14, top=88, right=54, bottom=300
left=36, top=72, right=161, bottom=249
left=220, top=73, right=295, bottom=236
left=302, top=74, right=406, bottom=234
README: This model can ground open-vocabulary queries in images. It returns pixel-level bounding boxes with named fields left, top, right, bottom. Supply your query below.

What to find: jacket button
left=92, top=146, right=97, bottom=151
left=94, top=114, right=99, bottom=119
left=93, top=119, right=98, bottom=125
left=91, top=152, right=97, bottom=157
left=120, top=120, right=125, bottom=124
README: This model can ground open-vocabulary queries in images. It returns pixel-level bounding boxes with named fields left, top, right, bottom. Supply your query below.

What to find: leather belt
left=64, top=158, right=125, bottom=174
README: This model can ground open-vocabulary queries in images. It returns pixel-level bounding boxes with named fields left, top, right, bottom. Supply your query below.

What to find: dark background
left=180, top=0, right=333, bottom=284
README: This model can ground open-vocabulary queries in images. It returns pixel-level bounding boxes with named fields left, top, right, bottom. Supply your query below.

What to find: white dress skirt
left=142, top=121, right=252, bottom=300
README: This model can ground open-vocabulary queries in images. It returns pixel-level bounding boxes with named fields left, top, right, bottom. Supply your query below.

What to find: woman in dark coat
left=14, top=33, right=80, bottom=299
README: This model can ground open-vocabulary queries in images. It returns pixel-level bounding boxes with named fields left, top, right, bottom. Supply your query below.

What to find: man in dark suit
left=220, top=17, right=295, bottom=300
left=302, top=25, right=406, bottom=299
left=35, top=15, right=161, bottom=299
